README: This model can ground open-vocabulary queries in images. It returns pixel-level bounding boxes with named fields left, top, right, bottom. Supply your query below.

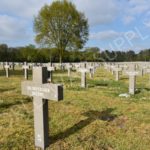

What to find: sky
left=0, top=0, right=150, bottom=52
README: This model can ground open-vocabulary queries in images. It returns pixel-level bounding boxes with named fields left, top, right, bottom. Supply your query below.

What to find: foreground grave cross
left=21, top=67, right=63, bottom=149
left=22, top=62, right=29, bottom=80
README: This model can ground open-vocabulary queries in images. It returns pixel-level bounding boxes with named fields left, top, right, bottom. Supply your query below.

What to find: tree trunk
left=59, top=51, right=62, bottom=70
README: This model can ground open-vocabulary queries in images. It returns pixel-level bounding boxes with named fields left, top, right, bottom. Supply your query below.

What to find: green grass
left=0, top=68, right=150, bottom=150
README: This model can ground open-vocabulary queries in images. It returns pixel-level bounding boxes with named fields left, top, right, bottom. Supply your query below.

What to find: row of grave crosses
left=1, top=61, right=149, bottom=150
left=105, top=63, right=150, bottom=95
left=1, top=62, right=98, bottom=88
left=1, top=62, right=30, bottom=78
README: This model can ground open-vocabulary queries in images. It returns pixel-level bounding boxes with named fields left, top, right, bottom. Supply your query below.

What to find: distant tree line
left=0, top=44, right=149, bottom=62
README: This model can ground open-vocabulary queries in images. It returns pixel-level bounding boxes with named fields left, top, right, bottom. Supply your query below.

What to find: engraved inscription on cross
left=21, top=67, right=63, bottom=149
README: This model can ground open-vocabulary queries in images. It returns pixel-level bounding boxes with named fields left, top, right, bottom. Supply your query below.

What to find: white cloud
left=72, top=0, right=119, bottom=26
left=128, top=0, right=150, bottom=14
left=143, top=11, right=150, bottom=28
left=0, top=15, right=31, bottom=42
left=90, top=30, right=139, bottom=41
left=0, top=0, right=52, bottom=19
left=121, top=0, right=150, bottom=25
left=90, top=30, right=121, bottom=40
left=0, top=0, right=52, bottom=46
left=123, top=16, right=135, bottom=25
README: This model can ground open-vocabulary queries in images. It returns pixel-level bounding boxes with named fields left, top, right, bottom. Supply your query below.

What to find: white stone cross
left=78, top=68, right=89, bottom=88
left=113, top=67, right=122, bottom=81
left=126, top=70, right=139, bottom=95
left=88, top=66, right=95, bottom=79
left=22, top=62, right=30, bottom=80
left=4, top=62, right=11, bottom=78
left=47, top=66, right=55, bottom=82
left=67, top=64, right=72, bottom=77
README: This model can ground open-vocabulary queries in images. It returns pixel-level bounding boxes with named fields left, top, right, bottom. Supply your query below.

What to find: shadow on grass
left=0, top=87, right=16, bottom=92
left=0, top=69, right=32, bottom=77
left=88, top=80, right=109, bottom=88
left=0, top=97, right=31, bottom=110
left=49, top=108, right=117, bottom=145
left=135, top=88, right=150, bottom=94
left=140, top=88, right=150, bottom=91
left=120, top=77, right=128, bottom=80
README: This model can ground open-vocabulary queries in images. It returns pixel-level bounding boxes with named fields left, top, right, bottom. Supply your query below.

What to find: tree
left=84, top=47, right=100, bottom=61
left=34, top=0, right=89, bottom=64
left=0, top=44, right=8, bottom=61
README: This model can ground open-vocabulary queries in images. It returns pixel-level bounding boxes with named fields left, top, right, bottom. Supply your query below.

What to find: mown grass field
left=0, top=67, right=150, bottom=150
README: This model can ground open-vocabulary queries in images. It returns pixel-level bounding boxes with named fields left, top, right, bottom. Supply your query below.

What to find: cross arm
left=21, top=81, right=63, bottom=101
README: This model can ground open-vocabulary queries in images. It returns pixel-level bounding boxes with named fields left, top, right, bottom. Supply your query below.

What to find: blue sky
left=0, top=0, right=150, bottom=52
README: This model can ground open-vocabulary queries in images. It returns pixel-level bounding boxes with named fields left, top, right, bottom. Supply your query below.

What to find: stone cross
left=88, top=66, right=94, bottom=79
left=67, top=64, right=72, bottom=77
left=78, top=68, right=89, bottom=88
left=12, top=62, right=15, bottom=71
left=126, top=71, right=139, bottom=95
left=22, top=62, right=30, bottom=80
left=126, top=65, right=139, bottom=95
left=21, top=67, right=63, bottom=149
left=140, top=66, right=147, bottom=76
left=146, top=69, right=150, bottom=74
left=146, top=69, right=150, bottom=86
left=47, top=66, right=55, bottom=82
left=4, top=62, right=10, bottom=78
left=113, top=67, right=122, bottom=81
left=110, top=65, right=115, bottom=75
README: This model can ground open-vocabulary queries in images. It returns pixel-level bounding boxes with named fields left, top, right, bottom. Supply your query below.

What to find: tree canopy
left=34, top=0, right=89, bottom=63
left=0, top=44, right=149, bottom=62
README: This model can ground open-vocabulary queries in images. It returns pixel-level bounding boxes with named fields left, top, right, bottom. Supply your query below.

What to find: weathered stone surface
left=21, top=67, right=63, bottom=149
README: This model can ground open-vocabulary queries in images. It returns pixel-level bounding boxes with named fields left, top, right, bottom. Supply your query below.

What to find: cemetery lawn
left=0, top=68, right=150, bottom=150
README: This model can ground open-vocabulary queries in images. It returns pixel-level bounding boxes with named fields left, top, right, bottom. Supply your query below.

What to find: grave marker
left=4, top=62, right=10, bottom=78
left=78, top=68, right=89, bottom=88
left=21, top=67, right=63, bottom=149
left=67, top=64, right=72, bottom=77
left=126, top=65, right=139, bottom=95
left=113, top=67, right=122, bottom=81
left=47, top=66, right=55, bottom=82
left=22, top=62, right=30, bottom=80
left=88, top=66, right=94, bottom=79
